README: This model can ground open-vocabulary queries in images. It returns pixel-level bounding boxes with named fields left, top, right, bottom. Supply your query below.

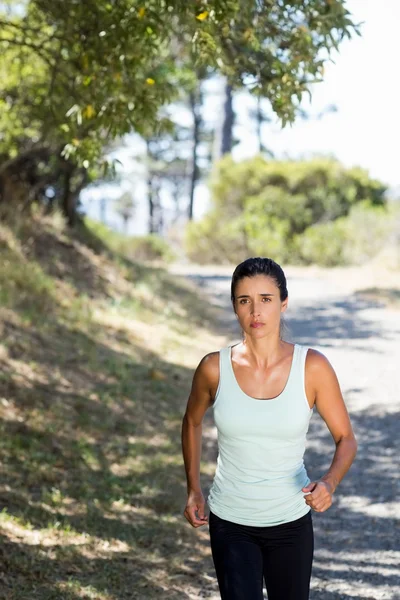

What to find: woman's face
left=233, top=275, right=288, bottom=338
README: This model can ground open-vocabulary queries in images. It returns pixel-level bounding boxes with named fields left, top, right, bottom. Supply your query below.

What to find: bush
left=341, top=201, right=395, bottom=265
left=295, top=201, right=396, bottom=267
left=185, top=155, right=388, bottom=265
left=128, top=234, right=176, bottom=263
left=84, top=220, right=175, bottom=263
left=294, top=219, right=348, bottom=266
left=185, top=214, right=248, bottom=265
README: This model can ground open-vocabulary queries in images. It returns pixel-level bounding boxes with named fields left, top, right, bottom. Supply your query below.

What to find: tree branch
left=0, top=37, right=56, bottom=69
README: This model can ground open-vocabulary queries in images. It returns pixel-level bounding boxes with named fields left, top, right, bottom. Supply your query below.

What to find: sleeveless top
left=207, top=343, right=313, bottom=526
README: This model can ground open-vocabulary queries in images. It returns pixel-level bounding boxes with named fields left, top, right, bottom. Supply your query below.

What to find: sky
left=232, top=0, right=400, bottom=188
left=82, top=0, right=400, bottom=233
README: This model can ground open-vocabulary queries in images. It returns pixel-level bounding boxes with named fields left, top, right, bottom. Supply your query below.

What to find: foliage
left=185, top=156, right=389, bottom=266
left=294, top=218, right=349, bottom=266
left=1, top=0, right=357, bottom=146
left=0, top=210, right=221, bottom=598
left=190, top=0, right=359, bottom=125
left=84, top=218, right=176, bottom=263
left=128, top=233, right=176, bottom=263
left=185, top=213, right=247, bottom=264
left=340, top=200, right=398, bottom=265
left=0, top=0, right=358, bottom=224
left=114, top=190, right=135, bottom=231
left=294, top=201, right=397, bottom=266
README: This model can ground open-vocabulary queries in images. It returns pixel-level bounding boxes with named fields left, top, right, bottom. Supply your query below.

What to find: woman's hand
left=302, top=480, right=333, bottom=513
left=183, top=490, right=209, bottom=528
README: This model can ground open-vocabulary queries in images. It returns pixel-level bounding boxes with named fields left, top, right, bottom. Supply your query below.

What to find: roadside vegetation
left=185, top=156, right=400, bottom=269
left=0, top=212, right=224, bottom=599
left=2, top=4, right=399, bottom=597
left=1, top=204, right=399, bottom=599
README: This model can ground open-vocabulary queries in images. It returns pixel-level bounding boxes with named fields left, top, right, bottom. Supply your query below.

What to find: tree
left=0, top=0, right=358, bottom=224
left=185, top=156, right=387, bottom=265
left=187, top=71, right=215, bottom=220
left=188, top=84, right=203, bottom=221
left=220, top=80, right=235, bottom=156
left=249, top=95, right=273, bottom=156
left=114, top=191, right=135, bottom=234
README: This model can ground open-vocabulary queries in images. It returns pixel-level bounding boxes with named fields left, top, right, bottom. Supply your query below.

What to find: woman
left=181, top=257, right=357, bottom=600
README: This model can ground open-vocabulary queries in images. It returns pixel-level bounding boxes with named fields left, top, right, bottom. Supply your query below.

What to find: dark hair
left=231, top=257, right=288, bottom=305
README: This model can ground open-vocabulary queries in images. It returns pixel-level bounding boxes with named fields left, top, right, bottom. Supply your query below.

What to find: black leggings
left=209, top=510, right=314, bottom=600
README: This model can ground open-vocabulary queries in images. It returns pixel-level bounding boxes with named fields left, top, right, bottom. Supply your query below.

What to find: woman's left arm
left=302, top=350, right=358, bottom=513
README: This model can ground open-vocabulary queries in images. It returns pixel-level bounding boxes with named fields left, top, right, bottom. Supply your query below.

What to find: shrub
left=185, top=214, right=247, bottom=265
left=294, top=219, right=348, bottom=266
left=128, top=234, right=176, bottom=263
left=295, top=201, right=396, bottom=267
left=341, top=200, right=395, bottom=265
left=185, top=155, right=388, bottom=265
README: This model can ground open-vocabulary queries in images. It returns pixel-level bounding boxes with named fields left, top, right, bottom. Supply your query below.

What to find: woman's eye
left=238, top=298, right=271, bottom=304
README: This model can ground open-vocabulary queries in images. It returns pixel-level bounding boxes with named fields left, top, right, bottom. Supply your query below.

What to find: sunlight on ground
left=1, top=214, right=399, bottom=599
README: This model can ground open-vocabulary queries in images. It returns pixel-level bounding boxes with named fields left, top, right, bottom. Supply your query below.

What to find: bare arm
left=181, top=352, right=219, bottom=527
left=302, top=350, right=358, bottom=512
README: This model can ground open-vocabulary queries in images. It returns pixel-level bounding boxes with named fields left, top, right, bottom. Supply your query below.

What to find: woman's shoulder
left=195, top=349, right=222, bottom=384
left=303, top=346, right=336, bottom=376
left=197, top=349, right=221, bottom=370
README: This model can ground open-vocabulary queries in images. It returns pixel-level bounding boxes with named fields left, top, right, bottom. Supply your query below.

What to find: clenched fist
left=183, top=490, right=209, bottom=528
left=302, top=480, right=334, bottom=513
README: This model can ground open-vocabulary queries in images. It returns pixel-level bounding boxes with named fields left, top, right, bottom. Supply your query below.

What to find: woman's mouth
left=250, top=322, right=264, bottom=328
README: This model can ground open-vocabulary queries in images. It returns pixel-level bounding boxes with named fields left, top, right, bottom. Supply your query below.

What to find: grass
left=0, top=212, right=225, bottom=599
left=2, top=212, right=398, bottom=599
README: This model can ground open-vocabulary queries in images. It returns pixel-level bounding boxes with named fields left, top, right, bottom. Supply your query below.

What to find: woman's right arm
left=181, top=352, right=219, bottom=528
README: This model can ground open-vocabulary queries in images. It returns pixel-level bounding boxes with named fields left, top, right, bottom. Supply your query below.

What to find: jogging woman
left=181, top=257, right=357, bottom=600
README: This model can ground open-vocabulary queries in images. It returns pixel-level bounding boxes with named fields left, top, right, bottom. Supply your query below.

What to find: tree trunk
left=221, top=81, right=234, bottom=156
left=147, top=176, right=155, bottom=234
left=256, top=95, right=263, bottom=154
left=188, top=87, right=202, bottom=221
left=146, top=141, right=156, bottom=234
left=61, top=168, right=76, bottom=227
left=100, top=197, right=107, bottom=224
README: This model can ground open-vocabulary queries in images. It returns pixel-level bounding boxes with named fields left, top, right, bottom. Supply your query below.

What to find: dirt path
left=171, top=265, right=400, bottom=600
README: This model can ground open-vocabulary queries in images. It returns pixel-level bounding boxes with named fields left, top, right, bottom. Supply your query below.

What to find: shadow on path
left=183, top=271, right=400, bottom=599
left=183, top=273, right=395, bottom=349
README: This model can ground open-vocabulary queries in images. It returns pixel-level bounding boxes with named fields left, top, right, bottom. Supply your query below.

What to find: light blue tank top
left=207, top=343, right=313, bottom=526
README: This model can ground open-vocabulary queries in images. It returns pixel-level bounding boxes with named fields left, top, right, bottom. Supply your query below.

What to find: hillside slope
left=0, top=213, right=225, bottom=600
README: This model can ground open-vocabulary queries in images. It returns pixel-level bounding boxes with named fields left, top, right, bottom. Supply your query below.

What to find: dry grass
left=1, top=212, right=398, bottom=599
left=0, top=213, right=225, bottom=600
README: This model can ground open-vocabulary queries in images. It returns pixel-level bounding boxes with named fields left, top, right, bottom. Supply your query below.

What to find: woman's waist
left=208, top=472, right=310, bottom=510
left=207, top=496, right=311, bottom=526
left=215, top=456, right=308, bottom=483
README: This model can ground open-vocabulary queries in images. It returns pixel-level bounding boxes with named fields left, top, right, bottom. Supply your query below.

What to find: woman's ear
left=281, top=298, right=289, bottom=313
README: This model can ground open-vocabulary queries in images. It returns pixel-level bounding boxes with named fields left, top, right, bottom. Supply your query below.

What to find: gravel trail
left=173, top=265, right=400, bottom=600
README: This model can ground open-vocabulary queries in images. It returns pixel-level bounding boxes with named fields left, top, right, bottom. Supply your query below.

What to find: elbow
left=336, top=432, right=358, bottom=451
left=181, top=413, right=189, bottom=432
left=350, top=430, right=358, bottom=454
left=349, top=436, right=358, bottom=460
left=182, top=412, right=201, bottom=429
left=340, top=433, right=358, bottom=458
